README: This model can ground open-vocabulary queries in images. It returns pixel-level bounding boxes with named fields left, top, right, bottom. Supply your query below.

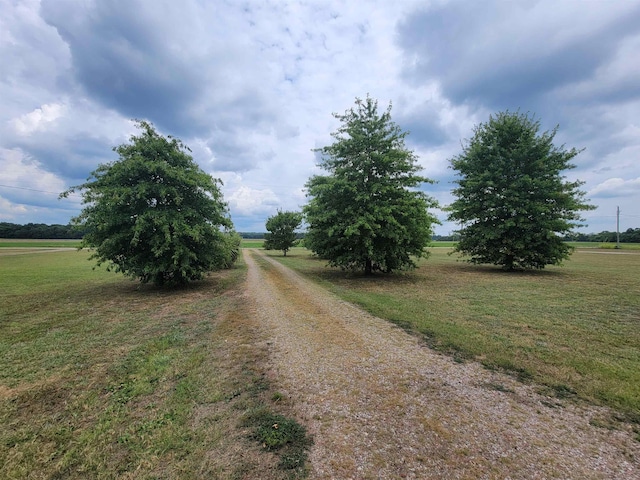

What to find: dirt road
left=243, top=249, right=639, bottom=479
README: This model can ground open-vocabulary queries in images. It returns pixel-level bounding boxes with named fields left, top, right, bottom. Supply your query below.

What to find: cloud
left=12, top=102, right=67, bottom=135
left=207, top=133, right=275, bottom=173
left=1, top=0, right=639, bottom=235
left=227, top=186, right=280, bottom=216
left=0, top=0, right=71, bottom=95
left=0, top=147, right=82, bottom=221
left=0, top=196, right=28, bottom=221
left=5, top=105, right=127, bottom=181
left=397, top=105, right=449, bottom=148
left=40, top=0, right=203, bottom=131
left=39, top=0, right=283, bottom=138
left=588, top=177, right=640, bottom=198
left=397, top=0, right=640, bottom=111
left=0, top=148, right=66, bottom=195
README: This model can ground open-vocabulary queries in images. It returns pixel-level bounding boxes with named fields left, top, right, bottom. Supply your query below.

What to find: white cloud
left=11, top=102, right=67, bottom=135
left=0, top=148, right=66, bottom=193
left=0, top=147, right=81, bottom=221
left=0, top=195, right=28, bottom=221
left=227, top=186, right=280, bottom=216
left=588, top=177, right=640, bottom=198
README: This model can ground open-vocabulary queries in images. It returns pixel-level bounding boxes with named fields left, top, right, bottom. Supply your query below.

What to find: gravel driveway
left=243, top=249, right=639, bottom=479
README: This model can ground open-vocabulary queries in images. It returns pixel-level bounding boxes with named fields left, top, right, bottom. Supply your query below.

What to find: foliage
left=61, top=120, right=237, bottom=286
left=448, top=111, right=595, bottom=270
left=263, top=210, right=303, bottom=256
left=303, top=96, right=439, bottom=274
left=0, top=222, right=83, bottom=239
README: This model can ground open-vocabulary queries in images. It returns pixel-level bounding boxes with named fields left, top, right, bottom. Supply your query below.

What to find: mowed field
left=270, top=246, right=640, bottom=428
left=1, top=242, right=639, bottom=478
left=0, top=248, right=309, bottom=479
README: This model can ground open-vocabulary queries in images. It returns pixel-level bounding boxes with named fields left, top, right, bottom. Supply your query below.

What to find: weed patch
left=241, top=406, right=312, bottom=473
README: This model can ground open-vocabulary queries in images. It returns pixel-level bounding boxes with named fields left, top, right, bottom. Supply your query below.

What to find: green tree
left=263, top=209, right=303, bottom=256
left=303, top=96, right=439, bottom=275
left=448, top=111, right=595, bottom=270
left=61, top=120, right=239, bottom=286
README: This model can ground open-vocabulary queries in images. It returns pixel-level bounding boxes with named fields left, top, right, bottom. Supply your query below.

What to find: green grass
left=1, top=250, right=310, bottom=479
left=242, top=238, right=266, bottom=248
left=270, top=248, right=640, bottom=423
left=597, top=242, right=640, bottom=250
left=429, top=241, right=457, bottom=248
left=0, top=239, right=82, bottom=248
left=241, top=407, right=312, bottom=472
left=567, top=241, right=640, bottom=250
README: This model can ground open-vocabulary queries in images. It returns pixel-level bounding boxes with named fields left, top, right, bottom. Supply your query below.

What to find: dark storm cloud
left=40, top=0, right=205, bottom=136
left=397, top=111, right=449, bottom=148
left=397, top=1, right=640, bottom=111
left=208, top=134, right=274, bottom=173
left=10, top=133, right=116, bottom=182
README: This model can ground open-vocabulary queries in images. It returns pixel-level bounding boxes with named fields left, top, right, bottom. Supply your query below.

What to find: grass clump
left=241, top=406, right=312, bottom=473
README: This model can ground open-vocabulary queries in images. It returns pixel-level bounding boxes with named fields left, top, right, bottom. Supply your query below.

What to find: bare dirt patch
left=243, top=248, right=640, bottom=479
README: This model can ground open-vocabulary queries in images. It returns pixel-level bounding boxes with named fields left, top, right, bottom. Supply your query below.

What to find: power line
left=0, top=183, right=64, bottom=195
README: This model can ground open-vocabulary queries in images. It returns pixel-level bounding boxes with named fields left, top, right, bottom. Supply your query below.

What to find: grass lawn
left=0, top=250, right=310, bottom=479
left=241, top=238, right=266, bottom=248
left=0, top=239, right=83, bottom=249
left=269, top=247, right=640, bottom=425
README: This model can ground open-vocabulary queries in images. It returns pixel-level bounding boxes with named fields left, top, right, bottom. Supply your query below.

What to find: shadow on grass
left=441, top=260, right=570, bottom=278
left=72, top=264, right=246, bottom=299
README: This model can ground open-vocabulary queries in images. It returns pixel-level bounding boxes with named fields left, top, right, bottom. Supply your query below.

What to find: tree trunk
left=504, top=254, right=515, bottom=271
left=365, top=258, right=372, bottom=275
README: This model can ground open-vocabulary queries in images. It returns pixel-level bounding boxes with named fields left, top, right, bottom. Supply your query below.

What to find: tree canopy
left=303, top=96, right=439, bottom=274
left=263, top=210, right=303, bottom=256
left=448, top=111, right=595, bottom=270
left=61, top=121, right=239, bottom=286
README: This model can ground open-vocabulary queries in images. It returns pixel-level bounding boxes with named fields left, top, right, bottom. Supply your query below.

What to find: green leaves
left=304, top=96, right=439, bottom=274
left=448, top=111, right=595, bottom=270
left=263, top=210, right=303, bottom=256
left=63, top=121, right=237, bottom=286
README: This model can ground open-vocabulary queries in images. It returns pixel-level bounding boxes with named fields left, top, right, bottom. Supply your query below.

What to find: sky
left=1, top=0, right=639, bottom=235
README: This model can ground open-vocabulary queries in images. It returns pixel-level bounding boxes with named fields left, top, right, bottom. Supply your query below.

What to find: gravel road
left=243, top=249, right=640, bottom=479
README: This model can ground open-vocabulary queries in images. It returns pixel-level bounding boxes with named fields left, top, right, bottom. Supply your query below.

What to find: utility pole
left=616, top=206, right=620, bottom=249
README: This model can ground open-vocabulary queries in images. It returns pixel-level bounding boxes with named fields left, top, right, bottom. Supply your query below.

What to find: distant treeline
left=0, top=222, right=84, bottom=239
left=434, top=229, right=640, bottom=243
left=565, top=228, right=640, bottom=243
left=240, top=232, right=305, bottom=240
left=1, top=222, right=638, bottom=243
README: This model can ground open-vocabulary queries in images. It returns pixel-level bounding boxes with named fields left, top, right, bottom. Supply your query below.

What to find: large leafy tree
left=61, top=121, right=239, bottom=286
left=263, top=209, right=303, bottom=256
left=448, top=111, right=595, bottom=270
left=303, top=96, right=439, bottom=275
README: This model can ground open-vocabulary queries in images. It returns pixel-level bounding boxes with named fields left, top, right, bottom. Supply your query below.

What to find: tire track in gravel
left=243, top=249, right=640, bottom=479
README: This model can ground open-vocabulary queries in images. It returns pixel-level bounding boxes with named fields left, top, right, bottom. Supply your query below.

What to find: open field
left=0, top=239, right=82, bottom=250
left=241, top=238, right=266, bottom=248
left=269, top=247, right=640, bottom=426
left=0, top=250, right=309, bottom=479
left=3, top=238, right=638, bottom=251
left=3, top=243, right=639, bottom=476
